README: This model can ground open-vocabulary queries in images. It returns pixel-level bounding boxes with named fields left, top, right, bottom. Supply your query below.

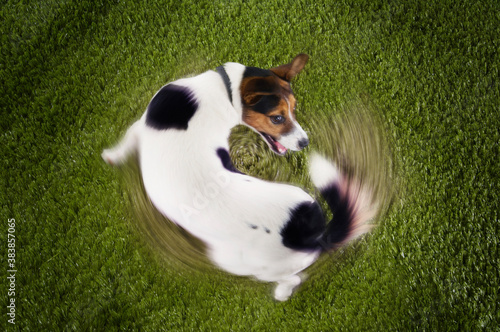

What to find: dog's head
left=240, top=54, right=309, bottom=155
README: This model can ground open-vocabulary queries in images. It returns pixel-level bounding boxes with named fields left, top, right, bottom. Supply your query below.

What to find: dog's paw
left=101, top=149, right=118, bottom=166
left=274, top=275, right=301, bottom=301
left=274, top=286, right=293, bottom=302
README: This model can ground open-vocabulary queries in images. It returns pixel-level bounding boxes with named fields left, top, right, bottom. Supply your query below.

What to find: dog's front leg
left=102, top=120, right=142, bottom=166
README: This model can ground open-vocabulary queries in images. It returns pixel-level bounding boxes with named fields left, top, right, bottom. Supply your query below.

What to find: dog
left=102, top=54, right=377, bottom=301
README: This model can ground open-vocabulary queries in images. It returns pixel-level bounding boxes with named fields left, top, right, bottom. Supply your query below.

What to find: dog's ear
left=270, top=53, right=309, bottom=81
left=241, top=76, right=278, bottom=105
left=243, top=92, right=265, bottom=106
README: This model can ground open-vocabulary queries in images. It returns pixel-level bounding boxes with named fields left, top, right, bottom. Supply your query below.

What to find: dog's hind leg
left=274, top=275, right=302, bottom=301
left=102, top=120, right=142, bottom=166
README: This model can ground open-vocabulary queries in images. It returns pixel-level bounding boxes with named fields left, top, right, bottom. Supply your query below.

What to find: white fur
left=103, top=64, right=324, bottom=301
left=308, top=153, right=340, bottom=189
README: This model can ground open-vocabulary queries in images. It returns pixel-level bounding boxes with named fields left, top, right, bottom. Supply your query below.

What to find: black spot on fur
left=216, top=148, right=244, bottom=174
left=320, top=185, right=352, bottom=245
left=249, top=224, right=258, bottom=230
left=252, top=94, right=281, bottom=114
left=145, top=84, right=198, bottom=130
left=243, top=66, right=273, bottom=78
left=281, top=201, right=326, bottom=250
left=264, top=228, right=271, bottom=234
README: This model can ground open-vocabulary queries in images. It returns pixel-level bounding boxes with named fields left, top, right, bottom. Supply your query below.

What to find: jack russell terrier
left=102, top=54, right=377, bottom=301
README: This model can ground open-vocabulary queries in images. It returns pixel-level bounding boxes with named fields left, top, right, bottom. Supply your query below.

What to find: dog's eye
left=270, top=115, right=285, bottom=125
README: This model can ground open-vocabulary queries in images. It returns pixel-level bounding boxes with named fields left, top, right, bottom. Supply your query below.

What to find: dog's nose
left=298, top=138, right=309, bottom=149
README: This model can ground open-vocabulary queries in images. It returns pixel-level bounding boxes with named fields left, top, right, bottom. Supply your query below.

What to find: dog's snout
left=298, top=138, right=309, bottom=149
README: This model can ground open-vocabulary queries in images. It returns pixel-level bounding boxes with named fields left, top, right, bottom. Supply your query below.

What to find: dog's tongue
left=275, top=141, right=287, bottom=154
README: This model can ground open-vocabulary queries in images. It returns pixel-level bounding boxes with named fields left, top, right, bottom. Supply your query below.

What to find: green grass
left=1, top=0, right=499, bottom=330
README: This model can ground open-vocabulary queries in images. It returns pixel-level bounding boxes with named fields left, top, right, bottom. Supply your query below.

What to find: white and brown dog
left=102, top=54, right=376, bottom=301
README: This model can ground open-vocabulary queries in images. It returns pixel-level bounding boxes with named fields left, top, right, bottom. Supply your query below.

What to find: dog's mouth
left=259, top=132, right=287, bottom=155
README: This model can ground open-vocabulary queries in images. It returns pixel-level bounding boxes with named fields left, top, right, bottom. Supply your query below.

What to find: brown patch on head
left=241, top=75, right=297, bottom=139
left=239, top=54, right=308, bottom=154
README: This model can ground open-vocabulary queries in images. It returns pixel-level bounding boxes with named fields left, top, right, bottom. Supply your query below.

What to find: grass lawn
left=1, top=0, right=499, bottom=330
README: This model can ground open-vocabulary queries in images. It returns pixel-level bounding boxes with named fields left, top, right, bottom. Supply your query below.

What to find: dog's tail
left=309, top=153, right=378, bottom=250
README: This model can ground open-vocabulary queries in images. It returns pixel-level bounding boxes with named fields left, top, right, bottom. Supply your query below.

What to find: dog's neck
left=217, top=62, right=246, bottom=122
